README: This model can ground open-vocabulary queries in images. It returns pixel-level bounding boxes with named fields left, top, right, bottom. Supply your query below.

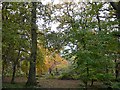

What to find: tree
left=26, top=2, right=37, bottom=86
left=51, top=2, right=118, bottom=87
left=110, top=2, right=120, bottom=79
left=2, top=2, right=31, bottom=83
left=110, top=2, right=120, bottom=28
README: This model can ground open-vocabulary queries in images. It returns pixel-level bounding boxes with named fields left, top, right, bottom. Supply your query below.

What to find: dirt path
left=38, top=79, right=81, bottom=88
left=3, top=77, right=81, bottom=88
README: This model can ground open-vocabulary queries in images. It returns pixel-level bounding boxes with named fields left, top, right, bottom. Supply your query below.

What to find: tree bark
left=110, top=2, right=120, bottom=31
left=11, top=49, right=20, bottom=84
left=11, top=62, right=17, bottom=84
left=26, top=2, right=37, bottom=86
left=2, top=62, right=5, bottom=82
left=95, top=3, right=101, bottom=31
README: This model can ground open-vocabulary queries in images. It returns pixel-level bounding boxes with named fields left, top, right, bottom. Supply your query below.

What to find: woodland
left=2, top=1, right=120, bottom=89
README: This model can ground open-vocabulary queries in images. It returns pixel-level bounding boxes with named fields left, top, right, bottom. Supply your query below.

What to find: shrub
left=59, top=73, right=74, bottom=80
left=111, top=82, right=120, bottom=89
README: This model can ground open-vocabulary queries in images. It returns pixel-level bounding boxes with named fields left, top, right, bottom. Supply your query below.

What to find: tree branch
left=110, top=2, right=118, bottom=10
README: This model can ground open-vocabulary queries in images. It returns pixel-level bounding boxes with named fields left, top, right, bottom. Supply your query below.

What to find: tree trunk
left=82, top=33, right=89, bottom=89
left=26, top=2, right=37, bottom=86
left=91, top=79, right=94, bottom=86
left=115, top=59, right=119, bottom=80
left=110, top=2, right=120, bottom=35
left=2, top=62, right=5, bottom=82
left=95, top=2, right=101, bottom=31
left=11, top=62, right=16, bottom=84
left=86, top=63, right=89, bottom=89
left=49, top=68, right=53, bottom=75
left=11, top=49, right=20, bottom=84
left=110, top=2, right=120, bottom=34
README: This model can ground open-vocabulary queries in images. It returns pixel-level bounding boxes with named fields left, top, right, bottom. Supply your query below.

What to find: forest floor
left=2, top=77, right=106, bottom=89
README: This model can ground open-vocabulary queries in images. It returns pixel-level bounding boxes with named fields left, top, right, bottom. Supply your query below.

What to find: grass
left=3, top=83, right=26, bottom=88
